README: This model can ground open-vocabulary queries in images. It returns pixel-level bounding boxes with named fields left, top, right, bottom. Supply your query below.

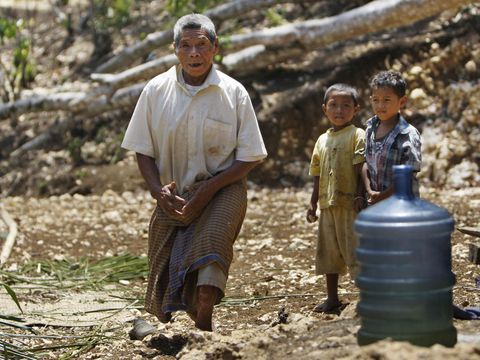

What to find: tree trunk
left=94, top=0, right=321, bottom=73
left=222, top=0, right=473, bottom=73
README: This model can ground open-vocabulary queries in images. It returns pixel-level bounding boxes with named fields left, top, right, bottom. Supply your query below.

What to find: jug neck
left=393, top=165, right=415, bottom=200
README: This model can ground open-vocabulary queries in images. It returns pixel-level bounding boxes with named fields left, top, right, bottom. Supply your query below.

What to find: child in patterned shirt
left=362, top=70, right=422, bottom=204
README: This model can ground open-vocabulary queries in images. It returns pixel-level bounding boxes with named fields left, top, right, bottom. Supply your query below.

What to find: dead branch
left=0, top=92, right=90, bottom=120
left=256, top=25, right=466, bottom=120
left=0, top=203, right=18, bottom=266
left=92, top=0, right=472, bottom=86
left=9, top=83, right=145, bottom=158
left=225, top=0, right=472, bottom=51
left=222, top=0, right=474, bottom=73
left=94, top=0, right=320, bottom=73
left=0, top=81, right=142, bottom=122
left=91, top=54, right=178, bottom=91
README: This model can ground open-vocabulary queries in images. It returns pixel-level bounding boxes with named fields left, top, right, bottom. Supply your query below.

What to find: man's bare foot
left=195, top=285, right=219, bottom=331
left=186, top=310, right=197, bottom=322
left=313, top=298, right=342, bottom=313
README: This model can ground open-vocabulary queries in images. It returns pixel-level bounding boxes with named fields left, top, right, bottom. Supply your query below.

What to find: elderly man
left=122, top=13, right=267, bottom=331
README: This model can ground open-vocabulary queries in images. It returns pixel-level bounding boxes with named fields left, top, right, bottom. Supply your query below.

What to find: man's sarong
left=144, top=180, right=247, bottom=321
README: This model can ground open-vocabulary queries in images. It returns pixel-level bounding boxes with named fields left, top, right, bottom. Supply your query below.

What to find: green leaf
left=3, top=283, right=23, bottom=313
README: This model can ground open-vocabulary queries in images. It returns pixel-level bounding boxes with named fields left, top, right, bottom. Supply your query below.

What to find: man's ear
left=322, top=104, right=327, bottom=114
left=399, top=95, right=407, bottom=108
left=213, top=37, right=219, bottom=53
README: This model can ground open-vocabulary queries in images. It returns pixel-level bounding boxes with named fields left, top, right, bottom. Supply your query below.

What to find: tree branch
left=222, top=0, right=473, bottom=73
left=0, top=203, right=18, bottom=266
left=94, top=0, right=320, bottom=73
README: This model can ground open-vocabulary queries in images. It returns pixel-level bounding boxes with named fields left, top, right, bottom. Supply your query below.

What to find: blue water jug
left=355, top=165, right=456, bottom=347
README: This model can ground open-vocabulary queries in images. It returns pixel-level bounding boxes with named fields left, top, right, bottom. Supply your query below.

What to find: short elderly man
left=121, top=14, right=267, bottom=331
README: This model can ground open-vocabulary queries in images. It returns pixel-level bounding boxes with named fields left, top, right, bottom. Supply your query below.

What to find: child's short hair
left=323, top=83, right=359, bottom=106
left=370, top=71, right=407, bottom=97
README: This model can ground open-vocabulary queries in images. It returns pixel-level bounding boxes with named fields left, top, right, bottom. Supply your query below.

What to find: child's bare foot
left=313, top=299, right=342, bottom=313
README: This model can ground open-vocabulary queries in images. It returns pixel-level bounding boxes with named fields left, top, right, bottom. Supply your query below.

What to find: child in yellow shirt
left=307, top=83, right=365, bottom=312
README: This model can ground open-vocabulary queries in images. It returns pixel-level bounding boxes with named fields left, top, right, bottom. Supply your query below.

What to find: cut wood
left=0, top=203, right=18, bottom=266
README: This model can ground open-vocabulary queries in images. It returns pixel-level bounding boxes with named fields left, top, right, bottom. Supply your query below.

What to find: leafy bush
left=167, top=0, right=224, bottom=16
left=0, top=18, right=36, bottom=102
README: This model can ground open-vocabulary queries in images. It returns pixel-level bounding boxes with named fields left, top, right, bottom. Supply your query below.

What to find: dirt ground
left=1, top=162, right=480, bottom=359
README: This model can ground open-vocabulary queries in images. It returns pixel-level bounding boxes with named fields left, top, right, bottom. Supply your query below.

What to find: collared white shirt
left=121, top=65, right=267, bottom=193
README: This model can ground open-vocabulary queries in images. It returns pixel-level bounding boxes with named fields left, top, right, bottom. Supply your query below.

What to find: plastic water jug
left=355, top=165, right=456, bottom=347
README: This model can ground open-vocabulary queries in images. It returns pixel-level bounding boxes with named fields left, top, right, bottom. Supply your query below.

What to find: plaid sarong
left=144, top=180, right=247, bottom=321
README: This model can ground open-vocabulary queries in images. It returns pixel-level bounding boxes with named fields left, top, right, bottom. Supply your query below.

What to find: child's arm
left=361, top=163, right=379, bottom=204
left=353, top=163, right=366, bottom=212
left=307, top=176, right=319, bottom=223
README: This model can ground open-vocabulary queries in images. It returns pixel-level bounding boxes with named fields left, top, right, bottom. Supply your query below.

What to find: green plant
left=265, top=8, right=285, bottom=27
left=67, top=137, right=84, bottom=166
left=167, top=0, right=224, bottom=16
left=91, top=0, right=132, bottom=31
left=0, top=18, right=36, bottom=101
left=88, top=0, right=134, bottom=59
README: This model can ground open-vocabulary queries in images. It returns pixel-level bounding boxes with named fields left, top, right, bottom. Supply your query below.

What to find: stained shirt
left=121, top=65, right=268, bottom=193
left=309, top=125, right=365, bottom=210
left=365, top=115, right=422, bottom=195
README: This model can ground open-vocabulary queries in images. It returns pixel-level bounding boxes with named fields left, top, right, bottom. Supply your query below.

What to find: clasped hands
left=155, top=181, right=214, bottom=224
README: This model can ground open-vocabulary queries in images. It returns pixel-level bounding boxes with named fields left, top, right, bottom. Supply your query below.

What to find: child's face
left=370, top=87, right=407, bottom=122
left=322, top=91, right=359, bottom=131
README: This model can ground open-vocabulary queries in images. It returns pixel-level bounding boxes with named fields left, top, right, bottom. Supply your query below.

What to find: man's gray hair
left=173, top=14, right=216, bottom=46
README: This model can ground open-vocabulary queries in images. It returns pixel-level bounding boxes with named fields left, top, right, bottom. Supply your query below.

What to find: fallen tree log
left=95, top=0, right=321, bottom=74
left=225, top=0, right=473, bottom=51
left=222, top=0, right=474, bottom=73
left=0, top=18, right=465, bottom=124
left=91, top=54, right=178, bottom=91
left=0, top=92, right=91, bottom=120
left=9, top=83, right=145, bottom=158
left=0, top=82, right=143, bottom=122
left=93, top=0, right=472, bottom=85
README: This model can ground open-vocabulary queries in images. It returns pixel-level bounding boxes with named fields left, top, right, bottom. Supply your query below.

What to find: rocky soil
left=1, top=172, right=480, bottom=359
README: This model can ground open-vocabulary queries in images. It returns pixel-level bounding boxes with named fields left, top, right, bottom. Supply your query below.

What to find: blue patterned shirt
left=365, top=115, right=422, bottom=195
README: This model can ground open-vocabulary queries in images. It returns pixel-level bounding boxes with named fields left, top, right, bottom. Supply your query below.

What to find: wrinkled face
left=370, top=87, right=406, bottom=122
left=174, top=28, right=218, bottom=86
left=322, top=91, right=359, bottom=130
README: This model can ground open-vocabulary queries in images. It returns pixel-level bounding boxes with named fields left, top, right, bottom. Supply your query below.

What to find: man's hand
left=155, top=182, right=186, bottom=218
left=179, top=181, right=216, bottom=223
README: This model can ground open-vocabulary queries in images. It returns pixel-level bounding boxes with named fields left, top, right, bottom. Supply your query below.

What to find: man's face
left=174, top=28, right=218, bottom=86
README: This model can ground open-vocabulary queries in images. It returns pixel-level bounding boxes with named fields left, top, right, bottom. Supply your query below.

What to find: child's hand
left=306, top=206, right=318, bottom=223
left=367, top=191, right=381, bottom=205
left=353, top=197, right=366, bottom=212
